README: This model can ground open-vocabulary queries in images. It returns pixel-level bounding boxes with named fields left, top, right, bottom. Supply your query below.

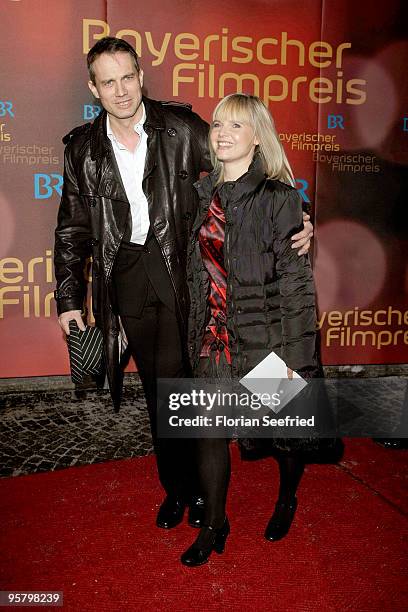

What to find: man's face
left=88, top=51, right=144, bottom=123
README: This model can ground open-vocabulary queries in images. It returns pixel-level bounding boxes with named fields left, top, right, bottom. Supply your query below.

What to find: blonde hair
left=210, top=93, right=295, bottom=186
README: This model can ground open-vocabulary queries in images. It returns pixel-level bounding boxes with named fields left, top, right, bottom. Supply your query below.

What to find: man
left=54, top=37, right=312, bottom=531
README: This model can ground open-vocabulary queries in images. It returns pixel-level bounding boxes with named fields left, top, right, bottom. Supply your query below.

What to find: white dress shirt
left=106, top=104, right=149, bottom=244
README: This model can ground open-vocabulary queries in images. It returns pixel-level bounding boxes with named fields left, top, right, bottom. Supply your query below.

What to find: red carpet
left=1, top=439, right=407, bottom=611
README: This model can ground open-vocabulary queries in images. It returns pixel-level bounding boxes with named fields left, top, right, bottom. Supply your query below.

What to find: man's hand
left=287, top=367, right=294, bottom=380
left=291, top=212, right=314, bottom=255
left=58, top=310, right=85, bottom=335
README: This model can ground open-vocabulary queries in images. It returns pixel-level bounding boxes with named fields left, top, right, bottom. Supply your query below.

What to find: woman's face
left=210, top=116, right=259, bottom=168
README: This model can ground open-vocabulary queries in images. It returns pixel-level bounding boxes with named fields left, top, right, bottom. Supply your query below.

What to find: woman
left=181, top=94, right=319, bottom=567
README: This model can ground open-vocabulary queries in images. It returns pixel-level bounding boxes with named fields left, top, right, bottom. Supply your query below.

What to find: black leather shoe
left=156, top=497, right=186, bottom=529
left=264, top=497, right=298, bottom=542
left=188, top=496, right=205, bottom=528
left=180, top=518, right=230, bottom=567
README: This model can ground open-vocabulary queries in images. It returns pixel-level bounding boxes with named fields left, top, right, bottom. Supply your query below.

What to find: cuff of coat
left=54, top=291, right=84, bottom=316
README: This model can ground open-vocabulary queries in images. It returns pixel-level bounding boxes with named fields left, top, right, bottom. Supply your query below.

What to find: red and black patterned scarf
left=198, top=191, right=231, bottom=364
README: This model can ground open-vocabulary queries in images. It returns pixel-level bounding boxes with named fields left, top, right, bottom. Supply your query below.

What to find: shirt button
left=143, top=246, right=149, bottom=253
left=167, top=128, right=177, bottom=137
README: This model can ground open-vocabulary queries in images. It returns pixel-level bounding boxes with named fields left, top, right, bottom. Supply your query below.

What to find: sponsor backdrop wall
left=0, top=0, right=407, bottom=378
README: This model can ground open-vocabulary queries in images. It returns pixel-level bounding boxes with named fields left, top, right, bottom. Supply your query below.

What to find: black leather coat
left=54, top=97, right=211, bottom=409
left=187, top=156, right=318, bottom=378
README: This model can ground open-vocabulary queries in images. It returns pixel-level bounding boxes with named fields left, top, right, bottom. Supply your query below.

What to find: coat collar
left=89, top=96, right=165, bottom=161
left=194, top=153, right=266, bottom=203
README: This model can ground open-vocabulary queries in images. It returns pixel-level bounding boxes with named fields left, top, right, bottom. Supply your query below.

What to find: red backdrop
left=1, top=0, right=407, bottom=377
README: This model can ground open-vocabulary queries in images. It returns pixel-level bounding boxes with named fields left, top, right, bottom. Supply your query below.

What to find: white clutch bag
left=239, top=352, right=308, bottom=413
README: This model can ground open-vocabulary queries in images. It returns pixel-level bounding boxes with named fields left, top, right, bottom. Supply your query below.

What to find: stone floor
left=0, top=374, right=407, bottom=478
left=0, top=376, right=153, bottom=478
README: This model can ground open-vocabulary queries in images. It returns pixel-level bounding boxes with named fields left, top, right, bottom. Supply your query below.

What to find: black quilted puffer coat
left=187, top=155, right=318, bottom=379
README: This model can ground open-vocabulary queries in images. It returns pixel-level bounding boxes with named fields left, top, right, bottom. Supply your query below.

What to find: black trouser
left=114, top=241, right=195, bottom=500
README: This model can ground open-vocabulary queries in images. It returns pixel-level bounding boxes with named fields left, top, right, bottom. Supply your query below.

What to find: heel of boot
left=213, top=518, right=230, bottom=554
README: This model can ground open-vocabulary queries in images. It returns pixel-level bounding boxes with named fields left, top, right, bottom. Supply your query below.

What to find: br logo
left=34, top=174, right=63, bottom=199
left=295, top=179, right=310, bottom=203
left=83, top=105, right=101, bottom=120
left=0, top=101, right=14, bottom=118
left=327, top=114, right=344, bottom=129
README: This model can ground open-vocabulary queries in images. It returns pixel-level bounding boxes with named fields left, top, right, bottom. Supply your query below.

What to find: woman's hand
left=291, top=212, right=313, bottom=255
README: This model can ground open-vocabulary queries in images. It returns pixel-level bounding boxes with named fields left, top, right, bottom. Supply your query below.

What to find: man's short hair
left=87, top=37, right=140, bottom=83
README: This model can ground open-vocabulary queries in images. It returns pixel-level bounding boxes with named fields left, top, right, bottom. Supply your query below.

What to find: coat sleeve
left=54, top=141, right=92, bottom=315
left=272, top=188, right=317, bottom=372
left=164, top=102, right=212, bottom=173
left=187, top=111, right=212, bottom=174
left=195, top=114, right=212, bottom=174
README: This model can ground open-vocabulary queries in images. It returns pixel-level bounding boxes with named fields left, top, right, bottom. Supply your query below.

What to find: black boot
left=264, top=497, right=298, bottom=541
left=188, top=495, right=205, bottom=528
left=156, top=496, right=185, bottom=529
left=180, top=517, right=230, bottom=567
